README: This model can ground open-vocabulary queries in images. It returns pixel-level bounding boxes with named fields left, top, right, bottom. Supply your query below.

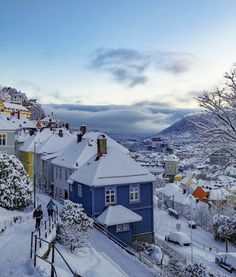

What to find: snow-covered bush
left=170, top=261, right=227, bottom=277
left=57, top=200, right=94, bottom=252
left=0, top=153, right=32, bottom=210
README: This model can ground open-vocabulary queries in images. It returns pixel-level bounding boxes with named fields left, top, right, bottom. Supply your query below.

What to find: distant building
left=0, top=101, right=31, bottom=119
left=164, top=154, right=179, bottom=182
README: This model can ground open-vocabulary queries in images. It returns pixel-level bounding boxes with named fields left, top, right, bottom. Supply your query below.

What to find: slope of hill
left=158, top=113, right=204, bottom=138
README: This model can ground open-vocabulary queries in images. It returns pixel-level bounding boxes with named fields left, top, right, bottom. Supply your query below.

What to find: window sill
left=129, top=200, right=141, bottom=204
left=116, top=229, right=130, bottom=233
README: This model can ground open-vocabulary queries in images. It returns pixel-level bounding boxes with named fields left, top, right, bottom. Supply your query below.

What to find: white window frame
left=65, top=169, right=68, bottom=181
left=0, top=133, right=7, bottom=146
left=129, top=184, right=140, bottom=203
left=78, top=184, right=82, bottom=197
left=105, top=186, right=116, bottom=206
left=59, top=167, right=62, bottom=180
left=55, top=166, right=58, bottom=179
left=116, top=223, right=129, bottom=232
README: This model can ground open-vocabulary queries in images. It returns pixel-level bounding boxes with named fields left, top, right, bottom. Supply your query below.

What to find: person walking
left=33, top=205, right=43, bottom=230
left=46, top=198, right=56, bottom=220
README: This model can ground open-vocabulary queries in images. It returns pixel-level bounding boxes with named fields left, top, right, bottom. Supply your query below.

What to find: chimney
left=59, top=129, right=63, bottom=137
left=77, top=133, right=82, bottom=143
left=17, top=110, right=20, bottom=119
left=80, top=125, right=87, bottom=136
left=65, top=123, right=69, bottom=130
left=97, top=134, right=107, bottom=156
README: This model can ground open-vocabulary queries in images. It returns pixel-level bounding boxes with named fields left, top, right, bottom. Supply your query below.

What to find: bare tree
left=197, top=65, right=236, bottom=167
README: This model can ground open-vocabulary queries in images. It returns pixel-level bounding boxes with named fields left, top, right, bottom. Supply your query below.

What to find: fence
left=30, top=215, right=81, bottom=277
left=155, top=235, right=187, bottom=264
left=94, top=221, right=171, bottom=276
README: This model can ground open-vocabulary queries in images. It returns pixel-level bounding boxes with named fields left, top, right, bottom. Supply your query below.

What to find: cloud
left=43, top=101, right=198, bottom=137
left=89, top=48, right=196, bottom=87
left=18, top=80, right=41, bottom=92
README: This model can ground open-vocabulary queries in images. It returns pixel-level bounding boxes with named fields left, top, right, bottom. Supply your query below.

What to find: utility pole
left=189, top=195, right=193, bottom=263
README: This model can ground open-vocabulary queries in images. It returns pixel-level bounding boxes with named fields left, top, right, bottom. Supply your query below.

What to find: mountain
left=157, top=112, right=204, bottom=138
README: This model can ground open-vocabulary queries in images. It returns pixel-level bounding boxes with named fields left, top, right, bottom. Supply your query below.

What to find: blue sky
left=1, top=0, right=236, bottom=135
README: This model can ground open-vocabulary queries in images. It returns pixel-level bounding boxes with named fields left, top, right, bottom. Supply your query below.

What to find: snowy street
left=0, top=211, right=46, bottom=277
left=154, top=207, right=235, bottom=276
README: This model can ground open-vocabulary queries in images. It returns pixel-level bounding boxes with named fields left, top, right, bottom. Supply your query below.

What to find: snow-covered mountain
left=157, top=112, right=204, bottom=138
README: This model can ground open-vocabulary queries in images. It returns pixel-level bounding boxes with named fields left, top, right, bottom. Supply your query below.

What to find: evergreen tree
left=0, top=153, right=32, bottom=210
left=57, top=200, right=94, bottom=252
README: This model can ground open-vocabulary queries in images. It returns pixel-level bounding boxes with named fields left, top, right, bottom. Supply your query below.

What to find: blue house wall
left=69, top=181, right=154, bottom=243
left=108, top=225, right=132, bottom=246
left=69, top=183, right=93, bottom=217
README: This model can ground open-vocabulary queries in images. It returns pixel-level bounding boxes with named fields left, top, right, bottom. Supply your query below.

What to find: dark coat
left=33, top=209, right=43, bottom=219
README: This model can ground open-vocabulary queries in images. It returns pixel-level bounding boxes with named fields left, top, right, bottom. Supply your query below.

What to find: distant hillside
left=0, top=87, right=45, bottom=120
left=158, top=113, right=204, bottom=138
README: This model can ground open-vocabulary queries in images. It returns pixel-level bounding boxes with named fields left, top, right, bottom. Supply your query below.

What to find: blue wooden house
left=69, top=135, right=155, bottom=245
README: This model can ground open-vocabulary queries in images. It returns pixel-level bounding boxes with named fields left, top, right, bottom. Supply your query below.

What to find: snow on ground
left=0, top=207, right=47, bottom=277
left=41, top=229, right=157, bottom=277
left=154, top=207, right=234, bottom=276
left=36, top=193, right=156, bottom=277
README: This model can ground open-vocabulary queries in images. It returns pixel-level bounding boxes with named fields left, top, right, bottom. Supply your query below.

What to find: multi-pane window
left=116, top=223, right=129, bottom=232
left=105, top=187, right=116, bottom=205
left=59, top=167, right=62, bottom=180
left=65, top=169, right=68, bottom=181
left=78, top=184, right=82, bottom=197
left=55, top=167, right=58, bottom=179
left=129, top=184, right=140, bottom=203
left=0, top=134, right=6, bottom=145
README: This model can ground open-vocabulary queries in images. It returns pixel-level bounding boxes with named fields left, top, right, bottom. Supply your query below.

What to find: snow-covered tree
left=57, top=200, right=94, bottom=252
left=197, top=65, right=236, bottom=167
left=0, top=153, right=32, bottom=210
left=170, top=261, right=227, bottom=277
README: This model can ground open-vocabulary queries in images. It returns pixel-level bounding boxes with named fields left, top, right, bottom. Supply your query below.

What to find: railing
left=94, top=221, right=170, bottom=276
left=155, top=235, right=186, bottom=264
left=30, top=215, right=81, bottom=277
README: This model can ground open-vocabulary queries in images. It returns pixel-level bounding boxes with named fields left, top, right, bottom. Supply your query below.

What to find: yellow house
left=0, top=101, right=31, bottom=119
left=19, top=150, right=34, bottom=180
left=174, top=173, right=185, bottom=182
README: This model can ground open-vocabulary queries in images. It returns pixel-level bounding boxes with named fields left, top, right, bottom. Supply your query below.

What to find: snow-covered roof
left=52, top=132, right=129, bottom=169
left=70, top=147, right=156, bottom=187
left=2, top=101, right=28, bottom=111
left=0, top=117, right=18, bottom=130
left=41, top=152, right=60, bottom=161
left=36, top=130, right=75, bottom=154
left=19, top=128, right=55, bottom=152
left=209, top=188, right=232, bottom=201
left=159, top=183, right=182, bottom=198
left=96, top=205, right=142, bottom=226
left=164, top=154, right=179, bottom=162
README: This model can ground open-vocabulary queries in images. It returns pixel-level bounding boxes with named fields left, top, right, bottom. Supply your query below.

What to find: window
left=0, top=134, right=6, bottom=145
left=65, top=169, right=68, bottom=181
left=55, top=167, right=58, bottom=179
left=59, top=188, right=62, bottom=197
left=78, top=184, right=82, bottom=197
left=129, top=184, right=140, bottom=203
left=116, top=223, right=129, bottom=232
left=105, top=187, right=116, bottom=205
left=59, top=167, right=62, bottom=180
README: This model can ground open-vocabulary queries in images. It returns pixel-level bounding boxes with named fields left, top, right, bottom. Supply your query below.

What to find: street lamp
left=189, top=195, right=194, bottom=263
left=33, top=141, right=41, bottom=208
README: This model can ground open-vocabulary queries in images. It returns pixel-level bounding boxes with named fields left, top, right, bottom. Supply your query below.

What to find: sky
left=1, top=0, right=236, bottom=136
